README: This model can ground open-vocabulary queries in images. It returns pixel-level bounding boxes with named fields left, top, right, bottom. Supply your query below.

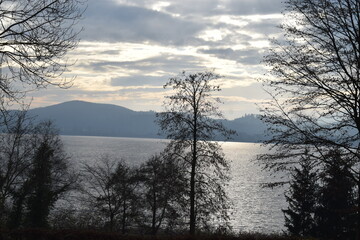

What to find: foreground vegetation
left=0, top=229, right=316, bottom=240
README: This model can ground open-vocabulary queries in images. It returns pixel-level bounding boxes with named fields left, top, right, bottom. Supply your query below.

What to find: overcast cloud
left=30, top=0, right=285, bottom=119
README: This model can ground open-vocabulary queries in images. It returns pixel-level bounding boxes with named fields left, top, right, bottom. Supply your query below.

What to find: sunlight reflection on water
left=61, top=135, right=287, bottom=233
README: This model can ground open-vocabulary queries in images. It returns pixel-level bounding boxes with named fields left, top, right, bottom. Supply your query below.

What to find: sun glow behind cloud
left=28, top=0, right=285, bottom=119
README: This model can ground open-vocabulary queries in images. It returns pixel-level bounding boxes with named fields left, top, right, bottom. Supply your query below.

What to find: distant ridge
left=28, top=100, right=268, bottom=142
left=29, top=100, right=159, bottom=139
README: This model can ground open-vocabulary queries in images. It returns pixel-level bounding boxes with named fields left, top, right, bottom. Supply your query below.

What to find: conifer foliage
left=5, top=121, right=76, bottom=229
left=25, top=142, right=56, bottom=228
left=283, top=155, right=318, bottom=237
left=283, top=149, right=358, bottom=239
left=315, top=151, right=357, bottom=240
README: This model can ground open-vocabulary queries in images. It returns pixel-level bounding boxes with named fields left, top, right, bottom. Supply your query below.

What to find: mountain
left=222, top=114, right=268, bottom=142
left=29, top=101, right=160, bottom=138
left=28, top=100, right=268, bottom=142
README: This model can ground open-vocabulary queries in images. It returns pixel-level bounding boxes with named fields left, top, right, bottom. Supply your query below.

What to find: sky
left=30, top=0, right=285, bottom=119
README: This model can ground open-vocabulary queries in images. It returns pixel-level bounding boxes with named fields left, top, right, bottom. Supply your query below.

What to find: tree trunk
left=190, top=119, right=197, bottom=234
left=122, top=200, right=126, bottom=234
left=357, top=177, right=360, bottom=240
left=190, top=107, right=197, bottom=235
left=152, top=188, right=157, bottom=235
left=109, top=211, right=114, bottom=231
left=190, top=158, right=196, bottom=235
left=0, top=197, right=5, bottom=225
left=356, top=123, right=360, bottom=240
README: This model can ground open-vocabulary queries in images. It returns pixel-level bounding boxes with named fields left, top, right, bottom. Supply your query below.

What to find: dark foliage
left=0, top=112, right=75, bottom=229
left=283, top=154, right=318, bottom=237
left=0, top=228, right=314, bottom=240
left=315, top=150, right=357, bottom=240
left=4, top=121, right=76, bottom=229
left=25, top=142, right=55, bottom=228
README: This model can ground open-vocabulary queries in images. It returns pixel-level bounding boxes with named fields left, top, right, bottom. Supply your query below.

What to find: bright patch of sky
left=30, top=0, right=285, bottom=119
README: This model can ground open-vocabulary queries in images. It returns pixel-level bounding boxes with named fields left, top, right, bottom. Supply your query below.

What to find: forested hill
left=28, top=100, right=268, bottom=142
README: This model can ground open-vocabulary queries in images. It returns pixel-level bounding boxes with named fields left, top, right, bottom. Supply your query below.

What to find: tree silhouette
left=25, top=121, right=76, bottom=228
left=81, top=156, right=123, bottom=231
left=4, top=121, right=76, bottom=228
left=0, top=110, right=33, bottom=226
left=258, top=0, right=360, bottom=238
left=81, top=157, right=140, bottom=233
left=157, top=71, right=234, bottom=234
left=0, top=0, right=83, bottom=108
left=25, top=142, right=55, bottom=228
left=283, top=153, right=318, bottom=237
left=138, top=154, right=186, bottom=235
left=315, top=150, right=357, bottom=240
left=110, top=161, right=139, bottom=234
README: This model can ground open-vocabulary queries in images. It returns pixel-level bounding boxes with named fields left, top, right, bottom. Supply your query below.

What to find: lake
left=61, top=135, right=287, bottom=233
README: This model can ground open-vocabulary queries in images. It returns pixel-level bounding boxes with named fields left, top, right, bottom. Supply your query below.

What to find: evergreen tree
left=9, top=121, right=76, bottom=229
left=283, top=154, right=318, bottom=237
left=315, top=150, right=356, bottom=240
left=25, top=142, right=54, bottom=228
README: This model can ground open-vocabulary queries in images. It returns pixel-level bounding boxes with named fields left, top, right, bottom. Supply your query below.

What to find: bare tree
left=157, top=71, right=234, bottom=234
left=0, top=0, right=84, bottom=104
left=110, top=161, right=140, bottom=234
left=259, top=0, right=360, bottom=238
left=138, top=153, right=186, bottom=235
left=81, top=156, right=121, bottom=231
left=81, top=157, right=140, bottom=233
left=0, top=110, right=33, bottom=226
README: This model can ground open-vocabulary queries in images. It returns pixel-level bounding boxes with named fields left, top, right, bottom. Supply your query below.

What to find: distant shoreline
left=59, top=134, right=263, bottom=144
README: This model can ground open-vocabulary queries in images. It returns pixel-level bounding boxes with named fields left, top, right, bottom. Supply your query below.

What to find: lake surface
left=61, top=135, right=287, bottom=233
